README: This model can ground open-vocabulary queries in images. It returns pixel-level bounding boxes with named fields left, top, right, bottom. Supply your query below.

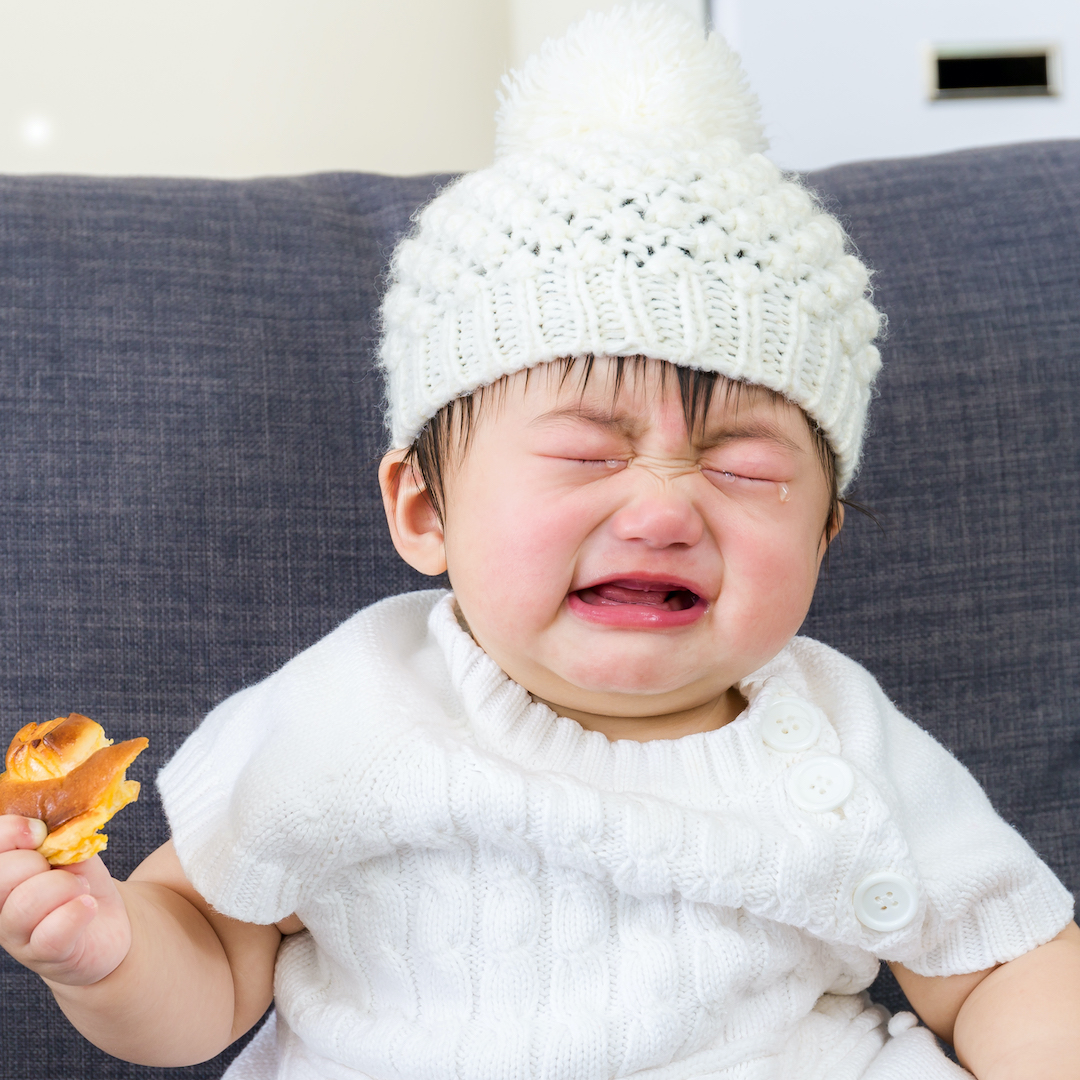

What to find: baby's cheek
left=729, top=528, right=821, bottom=627
left=491, top=522, right=575, bottom=618
left=451, top=496, right=576, bottom=626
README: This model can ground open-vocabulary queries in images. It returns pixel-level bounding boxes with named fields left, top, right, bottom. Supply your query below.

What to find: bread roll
left=0, top=714, right=148, bottom=865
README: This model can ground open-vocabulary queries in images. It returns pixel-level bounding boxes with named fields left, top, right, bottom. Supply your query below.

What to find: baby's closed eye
left=575, top=457, right=627, bottom=470
left=701, top=467, right=775, bottom=488
left=700, top=441, right=795, bottom=489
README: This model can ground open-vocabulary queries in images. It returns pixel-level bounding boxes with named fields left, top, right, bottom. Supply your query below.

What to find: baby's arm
left=0, top=815, right=283, bottom=1066
left=890, top=921, right=1080, bottom=1080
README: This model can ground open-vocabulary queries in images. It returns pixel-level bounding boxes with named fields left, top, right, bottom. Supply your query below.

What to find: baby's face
left=387, top=359, right=836, bottom=733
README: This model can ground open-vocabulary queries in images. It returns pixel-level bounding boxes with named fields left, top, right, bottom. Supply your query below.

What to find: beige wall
left=0, top=1, right=706, bottom=179
left=0, top=0, right=510, bottom=177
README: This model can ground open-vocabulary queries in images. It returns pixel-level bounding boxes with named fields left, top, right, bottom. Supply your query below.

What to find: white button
left=853, top=872, right=919, bottom=931
left=760, top=697, right=821, bottom=752
left=787, top=755, right=855, bottom=811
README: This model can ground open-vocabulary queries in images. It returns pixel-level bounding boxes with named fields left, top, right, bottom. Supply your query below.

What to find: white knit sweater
left=158, top=591, right=1073, bottom=1080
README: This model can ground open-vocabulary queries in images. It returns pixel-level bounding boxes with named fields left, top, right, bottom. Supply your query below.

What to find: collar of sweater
left=430, top=592, right=842, bottom=805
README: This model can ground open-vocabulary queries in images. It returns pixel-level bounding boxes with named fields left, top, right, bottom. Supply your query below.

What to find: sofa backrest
left=0, top=142, right=1076, bottom=1077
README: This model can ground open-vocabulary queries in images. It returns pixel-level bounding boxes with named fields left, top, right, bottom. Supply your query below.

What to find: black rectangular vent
left=932, top=48, right=1056, bottom=99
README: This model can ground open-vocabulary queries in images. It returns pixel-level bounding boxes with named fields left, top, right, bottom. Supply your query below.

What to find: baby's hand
left=0, top=815, right=131, bottom=986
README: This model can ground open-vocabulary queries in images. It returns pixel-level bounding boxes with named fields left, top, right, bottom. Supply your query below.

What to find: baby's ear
left=829, top=501, right=845, bottom=543
left=378, top=450, right=447, bottom=576
left=818, top=501, right=845, bottom=565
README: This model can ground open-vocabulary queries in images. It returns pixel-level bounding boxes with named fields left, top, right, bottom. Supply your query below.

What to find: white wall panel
left=714, top=0, right=1080, bottom=170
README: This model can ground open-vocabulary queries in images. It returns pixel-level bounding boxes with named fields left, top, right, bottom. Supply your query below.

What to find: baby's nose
left=610, top=493, right=704, bottom=548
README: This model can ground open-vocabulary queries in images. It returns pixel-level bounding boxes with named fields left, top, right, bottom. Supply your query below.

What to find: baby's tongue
left=588, top=582, right=675, bottom=607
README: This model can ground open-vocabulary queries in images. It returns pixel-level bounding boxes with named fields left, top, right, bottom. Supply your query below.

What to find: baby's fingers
left=0, top=814, right=49, bottom=853
left=59, top=854, right=119, bottom=902
left=28, top=892, right=98, bottom=967
left=1, top=861, right=90, bottom=952
left=0, top=823, right=51, bottom=912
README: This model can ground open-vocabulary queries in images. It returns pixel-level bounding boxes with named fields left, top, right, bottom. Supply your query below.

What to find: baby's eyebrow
left=700, top=419, right=805, bottom=454
left=530, top=405, right=642, bottom=436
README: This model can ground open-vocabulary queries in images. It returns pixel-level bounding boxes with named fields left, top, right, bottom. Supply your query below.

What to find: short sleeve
left=158, top=672, right=305, bottom=924
left=157, top=592, right=447, bottom=925
left=873, top=689, right=1074, bottom=976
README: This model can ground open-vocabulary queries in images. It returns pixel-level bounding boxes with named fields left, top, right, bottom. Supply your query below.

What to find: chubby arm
left=890, top=921, right=1080, bottom=1079
left=0, top=817, right=289, bottom=1067
left=53, top=840, right=282, bottom=1065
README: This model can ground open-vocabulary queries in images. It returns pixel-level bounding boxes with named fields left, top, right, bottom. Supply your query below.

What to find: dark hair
left=400, top=354, right=845, bottom=544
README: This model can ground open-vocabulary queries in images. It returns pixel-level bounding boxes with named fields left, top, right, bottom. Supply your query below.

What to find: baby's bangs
left=541, top=353, right=784, bottom=438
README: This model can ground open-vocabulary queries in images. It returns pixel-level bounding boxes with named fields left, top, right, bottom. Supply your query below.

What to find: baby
left=1, top=7, right=1077, bottom=1080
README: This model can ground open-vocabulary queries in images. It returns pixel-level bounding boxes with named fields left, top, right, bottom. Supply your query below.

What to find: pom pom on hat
left=496, top=5, right=767, bottom=157
left=380, top=3, right=882, bottom=492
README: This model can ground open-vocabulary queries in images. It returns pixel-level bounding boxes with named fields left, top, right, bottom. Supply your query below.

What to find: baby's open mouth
left=574, top=579, right=701, bottom=611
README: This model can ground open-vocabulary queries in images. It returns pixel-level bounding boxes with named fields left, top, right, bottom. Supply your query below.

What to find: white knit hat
left=379, top=4, right=882, bottom=490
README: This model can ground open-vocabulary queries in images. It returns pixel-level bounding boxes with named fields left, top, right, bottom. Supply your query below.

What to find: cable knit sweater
left=158, top=591, right=1073, bottom=1080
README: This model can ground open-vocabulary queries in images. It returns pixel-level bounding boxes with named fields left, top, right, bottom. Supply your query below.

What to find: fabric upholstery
left=0, top=141, right=1076, bottom=1077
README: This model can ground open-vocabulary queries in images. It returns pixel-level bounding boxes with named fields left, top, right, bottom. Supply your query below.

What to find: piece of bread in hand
left=0, top=714, right=148, bottom=865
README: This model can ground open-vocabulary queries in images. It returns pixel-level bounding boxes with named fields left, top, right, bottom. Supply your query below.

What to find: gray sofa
left=0, top=141, right=1076, bottom=1078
